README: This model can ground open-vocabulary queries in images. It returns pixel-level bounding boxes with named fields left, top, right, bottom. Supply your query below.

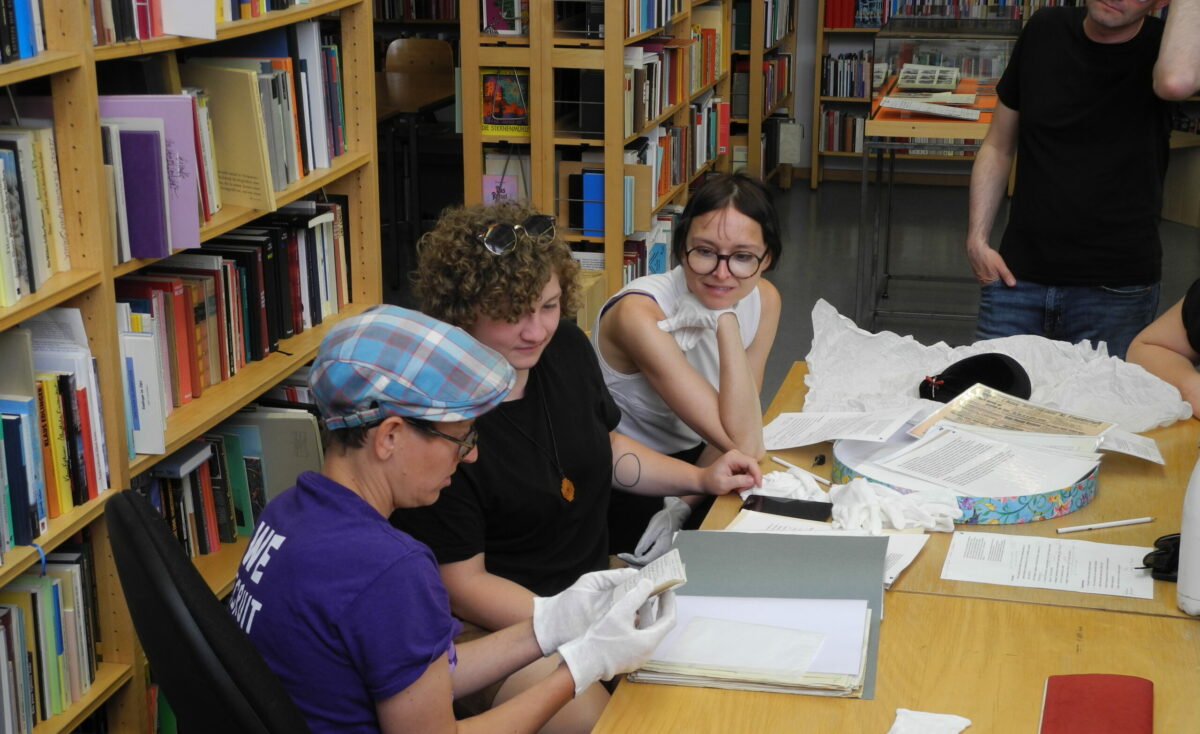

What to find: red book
left=716, top=101, right=730, bottom=154
left=194, top=462, right=220, bottom=553
left=118, top=275, right=200, bottom=402
left=149, top=0, right=163, bottom=37
left=1038, top=674, right=1152, bottom=734
left=74, top=386, right=99, bottom=501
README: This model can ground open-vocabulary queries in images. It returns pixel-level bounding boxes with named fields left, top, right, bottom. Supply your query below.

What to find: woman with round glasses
left=591, top=172, right=783, bottom=562
left=391, top=199, right=761, bottom=732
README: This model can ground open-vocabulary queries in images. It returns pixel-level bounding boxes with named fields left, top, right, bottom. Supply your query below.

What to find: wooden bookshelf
left=460, top=0, right=734, bottom=299
left=0, top=1, right=382, bottom=731
left=743, top=0, right=798, bottom=178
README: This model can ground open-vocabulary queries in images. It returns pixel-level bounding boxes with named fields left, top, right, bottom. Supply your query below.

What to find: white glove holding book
left=617, top=497, right=690, bottom=567
left=657, top=294, right=735, bottom=351
left=532, top=567, right=640, bottom=655
left=558, top=579, right=677, bottom=696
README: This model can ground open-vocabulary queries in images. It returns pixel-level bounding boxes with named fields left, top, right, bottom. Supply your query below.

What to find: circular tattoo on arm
left=613, top=452, right=642, bottom=488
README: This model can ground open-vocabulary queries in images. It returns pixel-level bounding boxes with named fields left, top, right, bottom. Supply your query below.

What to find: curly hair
left=414, top=200, right=581, bottom=327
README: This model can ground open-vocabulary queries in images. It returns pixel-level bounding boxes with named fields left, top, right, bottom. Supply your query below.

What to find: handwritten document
left=940, top=531, right=1153, bottom=599
left=763, top=408, right=915, bottom=450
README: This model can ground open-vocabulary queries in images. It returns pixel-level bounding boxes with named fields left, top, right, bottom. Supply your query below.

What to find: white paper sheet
left=932, top=421, right=1103, bottom=459
left=875, top=428, right=1098, bottom=497
left=763, top=407, right=917, bottom=450
left=663, top=617, right=825, bottom=675
left=725, top=510, right=929, bottom=588
left=940, top=531, right=1154, bottom=599
left=1099, top=428, right=1165, bottom=465
left=651, top=596, right=869, bottom=676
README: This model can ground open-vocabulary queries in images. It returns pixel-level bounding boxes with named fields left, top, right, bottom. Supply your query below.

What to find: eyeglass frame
left=475, top=214, right=556, bottom=255
left=683, top=245, right=769, bottom=279
left=402, top=417, right=479, bottom=459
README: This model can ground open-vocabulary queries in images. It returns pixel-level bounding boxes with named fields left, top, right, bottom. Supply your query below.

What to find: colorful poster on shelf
left=480, top=68, right=530, bottom=135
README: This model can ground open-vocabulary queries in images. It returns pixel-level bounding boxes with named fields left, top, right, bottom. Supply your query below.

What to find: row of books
left=0, top=121, right=71, bottom=307
left=818, top=105, right=866, bottom=153
left=374, top=0, right=456, bottom=21
left=623, top=43, right=683, bottom=139
left=0, top=541, right=99, bottom=733
left=762, top=0, right=794, bottom=45
left=626, top=0, right=685, bottom=38
left=882, top=0, right=1023, bottom=22
left=132, top=390, right=323, bottom=560
left=116, top=196, right=350, bottom=456
left=821, top=51, right=873, bottom=98
left=689, top=3, right=724, bottom=94
left=90, top=0, right=313, bottom=46
left=825, top=0, right=884, bottom=28
left=0, top=310, right=109, bottom=563
left=763, top=53, right=794, bottom=116
left=0, top=0, right=45, bottom=64
left=621, top=204, right=681, bottom=284
left=689, top=91, right=730, bottom=176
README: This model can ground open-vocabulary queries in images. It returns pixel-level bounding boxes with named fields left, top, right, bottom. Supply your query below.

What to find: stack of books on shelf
left=621, top=204, right=680, bottom=284
left=763, top=0, right=793, bottom=43
left=623, top=41, right=685, bottom=138
left=689, top=3, right=724, bottom=93
left=825, top=0, right=882, bottom=27
left=761, top=53, right=793, bottom=115
left=881, top=0, right=1021, bottom=22
left=821, top=51, right=873, bottom=98
left=91, top=0, right=316, bottom=45
left=688, top=90, right=730, bottom=175
left=818, top=105, right=866, bottom=153
left=0, top=0, right=48, bottom=64
left=0, top=118, right=71, bottom=306
left=626, top=0, right=684, bottom=38
left=117, top=196, right=352, bottom=456
left=0, top=540, right=100, bottom=732
left=375, top=0, right=457, bottom=21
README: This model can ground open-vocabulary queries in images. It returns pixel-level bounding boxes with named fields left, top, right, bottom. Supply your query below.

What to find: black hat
left=919, top=353, right=1032, bottom=403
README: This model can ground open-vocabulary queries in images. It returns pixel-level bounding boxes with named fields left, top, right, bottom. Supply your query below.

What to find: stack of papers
left=627, top=531, right=888, bottom=698
left=630, top=596, right=871, bottom=696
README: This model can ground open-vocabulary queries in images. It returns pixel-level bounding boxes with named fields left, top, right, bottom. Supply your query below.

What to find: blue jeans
left=975, top=279, right=1160, bottom=360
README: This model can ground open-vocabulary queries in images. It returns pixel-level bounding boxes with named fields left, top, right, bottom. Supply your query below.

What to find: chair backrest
left=384, top=38, right=454, bottom=72
left=106, top=490, right=312, bottom=734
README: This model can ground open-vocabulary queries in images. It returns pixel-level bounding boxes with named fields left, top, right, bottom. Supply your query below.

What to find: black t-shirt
left=391, top=321, right=621, bottom=598
left=1181, top=279, right=1200, bottom=353
left=998, top=7, right=1170, bottom=287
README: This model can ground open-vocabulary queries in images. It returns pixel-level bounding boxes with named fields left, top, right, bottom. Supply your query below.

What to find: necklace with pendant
left=497, top=373, right=575, bottom=502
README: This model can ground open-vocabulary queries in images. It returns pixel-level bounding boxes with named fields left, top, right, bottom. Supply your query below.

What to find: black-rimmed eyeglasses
left=476, top=214, right=556, bottom=255
left=403, top=418, right=479, bottom=459
left=684, top=246, right=768, bottom=279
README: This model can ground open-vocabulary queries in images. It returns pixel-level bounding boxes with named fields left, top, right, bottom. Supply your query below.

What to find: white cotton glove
left=886, top=708, right=972, bottom=733
left=532, top=567, right=640, bottom=655
left=656, top=293, right=736, bottom=351
left=617, top=497, right=690, bottom=567
left=740, top=469, right=827, bottom=502
left=558, top=579, right=677, bottom=696
left=830, top=478, right=885, bottom=534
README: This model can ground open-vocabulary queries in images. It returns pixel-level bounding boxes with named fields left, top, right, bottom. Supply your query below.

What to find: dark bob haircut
left=671, top=172, right=782, bottom=273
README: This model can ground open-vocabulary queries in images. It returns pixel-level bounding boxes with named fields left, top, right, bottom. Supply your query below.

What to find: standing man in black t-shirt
left=966, top=0, right=1174, bottom=359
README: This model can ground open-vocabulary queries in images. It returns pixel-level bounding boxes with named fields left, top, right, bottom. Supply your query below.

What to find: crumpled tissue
left=886, top=708, right=971, bottom=734
left=829, top=478, right=961, bottom=535
left=738, top=469, right=827, bottom=502
left=802, top=299, right=1191, bottom=433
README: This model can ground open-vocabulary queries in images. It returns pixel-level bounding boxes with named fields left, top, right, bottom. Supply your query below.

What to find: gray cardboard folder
left=672, top=530, right=888, bottom=699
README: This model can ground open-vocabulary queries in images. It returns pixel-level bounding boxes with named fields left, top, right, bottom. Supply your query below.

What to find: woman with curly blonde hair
left=391, top=200, right=761, bottom=732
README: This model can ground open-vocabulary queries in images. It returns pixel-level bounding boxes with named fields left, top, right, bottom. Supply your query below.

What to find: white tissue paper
left=829, top=478, right=961, bottom=535
left=738, top=469, right=827, bottom=502
left=803, top=299, right=1191, bottom=434
left=886, top=708, right=972, bottom=734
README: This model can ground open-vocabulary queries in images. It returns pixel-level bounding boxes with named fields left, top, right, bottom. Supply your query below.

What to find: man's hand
left=698, top=449, right=762, bottom=495
left=966, top=240, right=1015, bottom=286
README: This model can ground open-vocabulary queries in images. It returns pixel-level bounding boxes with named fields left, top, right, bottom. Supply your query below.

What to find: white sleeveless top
left=591, top=266, right=761, bottom=454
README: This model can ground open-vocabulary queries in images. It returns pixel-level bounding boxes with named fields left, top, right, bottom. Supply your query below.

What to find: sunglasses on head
left=476, top=214, right=556, bottom=255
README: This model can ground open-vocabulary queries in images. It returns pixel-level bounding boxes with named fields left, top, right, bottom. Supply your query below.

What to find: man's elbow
left=1154, top=69, right=1200, bottom=101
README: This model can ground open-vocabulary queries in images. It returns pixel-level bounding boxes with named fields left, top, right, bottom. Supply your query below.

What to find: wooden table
left=594, top=362, right=1200, bottom=732
left=375, top=71, right=456, bottom=289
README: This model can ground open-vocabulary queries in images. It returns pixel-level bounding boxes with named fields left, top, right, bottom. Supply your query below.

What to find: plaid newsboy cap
left=310, top=305, right=515, bottom=429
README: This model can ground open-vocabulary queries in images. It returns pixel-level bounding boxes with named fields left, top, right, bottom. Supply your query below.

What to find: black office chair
left=106, top=489, right=312, bottom=734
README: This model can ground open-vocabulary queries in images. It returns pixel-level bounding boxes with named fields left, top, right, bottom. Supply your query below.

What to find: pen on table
left=770, top=456, right=832, bottom=486
left=1056, top=516, right=1154, bottom=534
